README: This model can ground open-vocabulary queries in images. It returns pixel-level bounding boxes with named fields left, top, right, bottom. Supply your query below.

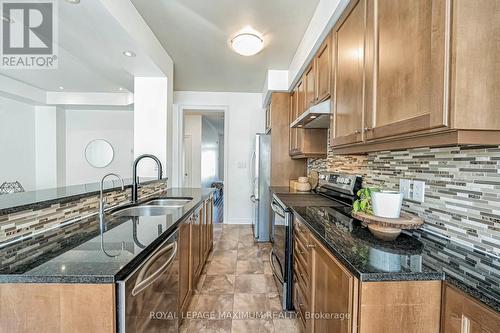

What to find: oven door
left=117, top=229, right=179, bottom=333
left=270, top=196, right=293, bottom=310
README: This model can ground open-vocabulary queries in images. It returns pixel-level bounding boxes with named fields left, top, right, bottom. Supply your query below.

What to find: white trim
left=175, top=104, right=230, bottom=224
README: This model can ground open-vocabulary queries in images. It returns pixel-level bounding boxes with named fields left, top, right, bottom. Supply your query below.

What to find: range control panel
left=317, top=173, right=362, bottom=196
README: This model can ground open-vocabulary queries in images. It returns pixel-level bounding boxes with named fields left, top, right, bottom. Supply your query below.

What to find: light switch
left=399, top=179, right=411, bottom=199
left=412, top=180, right=425, bottom=203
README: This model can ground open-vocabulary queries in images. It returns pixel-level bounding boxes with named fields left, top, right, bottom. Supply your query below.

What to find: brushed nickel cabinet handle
left=364, top=127, right=373, bottom=132
left=306, top=244, right=316, bottom=249
left=354, top=129, right=361, bottom=134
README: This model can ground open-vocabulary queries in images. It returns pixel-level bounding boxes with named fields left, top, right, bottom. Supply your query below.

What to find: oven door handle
left=269, top=249, right=284, bottom=285
left=131, top=241, right=178, bottom=296
left=271, top=201, right=285, bottom=219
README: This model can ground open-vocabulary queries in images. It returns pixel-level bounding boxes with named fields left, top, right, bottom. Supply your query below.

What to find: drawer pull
left=306, top=244, right=316, bottom=249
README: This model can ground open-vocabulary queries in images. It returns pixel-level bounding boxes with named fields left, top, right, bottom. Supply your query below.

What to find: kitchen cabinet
left=289, top=87, right=328, bottom=159
left=331, top=0, right=366, bottom=147
left=178, top=218, right=191, bottom=314
left=315, top=33, right=332, bottom=103
left=203, top=195, right=214, bottom=260
left=293, top=217, right=442, bottom=333
left=310, top=235, right=357, bottom=333
left=363, top=0, right=448, bottom=141
left=265, top=105, right=271, bottom=133
left=297, top=78, right=306, bottom=117
left=191, top=206, right=203, bottom=286
left=304, top=63, right=316, bottom=109
left=442, top=284, right=500, bottom=333
left=331, top=0, right=500, bottom=154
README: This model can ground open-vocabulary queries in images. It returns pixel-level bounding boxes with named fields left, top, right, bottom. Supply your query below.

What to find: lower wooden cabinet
left=178, top=218, right=192, bottom=314
left=293, top=218, right=444, bottom=333
left=442, top=285, right=499, bottom=333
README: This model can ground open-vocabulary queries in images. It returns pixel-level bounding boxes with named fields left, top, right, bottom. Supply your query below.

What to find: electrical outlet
left=412, top=180, right=425, bottom=203
left=399, top=179, right=411, bottom=199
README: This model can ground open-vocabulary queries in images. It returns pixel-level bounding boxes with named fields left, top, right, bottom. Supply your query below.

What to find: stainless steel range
left=270, top=173, right=362, bottom=311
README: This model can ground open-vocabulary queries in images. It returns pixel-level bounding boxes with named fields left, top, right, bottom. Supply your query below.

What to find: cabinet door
left=316, top=34, right=332, bottom=102
left=304, top=63, right=317, bottom=109
left=365, top=0, right=448, bottom=140
left=289, top=90, right=298, bottom=155
left=178, top=219, right=191, bottom=313
left=442, top=285, right=500, bottom=333
left=332, top=0, right=366, bottom=147
left=297, top=79, right=306, bottom=117
left=191, top=208, right=202, bottom=285
left=310, top=236, right=356, bottom=333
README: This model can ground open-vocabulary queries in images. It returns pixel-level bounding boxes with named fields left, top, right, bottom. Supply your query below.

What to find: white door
left=183, top=135, right=193, bottom=187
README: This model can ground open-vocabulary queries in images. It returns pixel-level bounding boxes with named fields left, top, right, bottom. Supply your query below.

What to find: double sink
left=111, top=197, right=193, bottom=218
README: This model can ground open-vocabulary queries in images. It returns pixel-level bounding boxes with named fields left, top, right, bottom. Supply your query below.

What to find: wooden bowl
left=352, top=211, right=424, bottom=241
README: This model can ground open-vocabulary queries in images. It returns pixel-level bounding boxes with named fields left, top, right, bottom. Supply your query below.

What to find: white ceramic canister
left=371, top=191, right=404, bottom=218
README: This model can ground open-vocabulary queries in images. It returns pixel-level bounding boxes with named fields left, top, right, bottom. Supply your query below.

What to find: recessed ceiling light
left=119, top=87, right=124, bottom=91
left=59, top=86, right=64, bottom=90
left=64, top=0, right=80, bottom=4
left=122, top=50, right=136, bottom=58
left=231, top=32, right=263, bottom=56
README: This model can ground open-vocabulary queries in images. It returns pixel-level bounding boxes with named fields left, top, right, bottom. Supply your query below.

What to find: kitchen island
left=0, top=187, right=215, bottom=333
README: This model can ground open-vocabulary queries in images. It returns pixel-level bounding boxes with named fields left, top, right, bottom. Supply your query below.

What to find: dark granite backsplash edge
left=0, top=178, right=166, bottom=215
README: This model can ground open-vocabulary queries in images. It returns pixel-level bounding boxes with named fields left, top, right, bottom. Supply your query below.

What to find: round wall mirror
left=85, top=139, right=114, bottom=168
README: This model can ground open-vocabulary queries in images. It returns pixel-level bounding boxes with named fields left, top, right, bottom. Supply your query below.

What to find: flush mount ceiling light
left=122, top=50, right=136, bottom=58
left=231, top=32, right=264, bottom=56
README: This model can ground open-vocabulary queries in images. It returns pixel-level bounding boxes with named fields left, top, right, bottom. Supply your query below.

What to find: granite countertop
left=0, top=177, right=161, bottom=215
left=274, top=192, right=500, bottom=313
left=0, top=188, right=214, bottom=284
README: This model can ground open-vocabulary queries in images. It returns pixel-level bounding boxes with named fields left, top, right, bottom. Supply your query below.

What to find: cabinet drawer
left=294, top=275, right=309, bottom=328
left=294, top=237, right=309, bottom=268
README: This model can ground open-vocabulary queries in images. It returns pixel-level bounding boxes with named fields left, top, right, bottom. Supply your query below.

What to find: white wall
left=173, top=91, right=265, bottom=224
left=201, top=116, right=220, bottom=188
left=0, top=96, right=36, bottom=191
left=65, top=109, right=134, bottom=186
left=183, top=115, right=202, bottom=188
left=134, top=77, right=169, bottom=183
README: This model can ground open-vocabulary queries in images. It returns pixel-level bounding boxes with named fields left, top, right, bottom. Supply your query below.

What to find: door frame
left=174, top=104, right=229, bottom=223
left=182, top=134, right=193, bottom=188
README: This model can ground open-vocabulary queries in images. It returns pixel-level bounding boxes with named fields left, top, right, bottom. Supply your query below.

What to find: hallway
left=180, top=224, right=303, bottom=332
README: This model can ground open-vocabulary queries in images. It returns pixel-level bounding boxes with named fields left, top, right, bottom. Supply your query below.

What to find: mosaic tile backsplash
left=308, top=145, right=500, bottom=255
left=0, top=181, right=167, bottom=245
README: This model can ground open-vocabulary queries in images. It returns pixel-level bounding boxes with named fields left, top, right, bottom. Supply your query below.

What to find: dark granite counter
left=0, top=188, right=214, bottom=284
left=274, top=192, right=499, bottom=313
left=0, top=177, right=161, bottom=215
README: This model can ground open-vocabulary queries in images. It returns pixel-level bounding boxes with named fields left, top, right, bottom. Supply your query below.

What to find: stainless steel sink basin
left=111, top=206, right=176, bottom=217
left=144, top=198, right=193, bottom=208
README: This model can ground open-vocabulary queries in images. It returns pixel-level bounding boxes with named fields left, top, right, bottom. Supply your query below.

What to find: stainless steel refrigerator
left=250, top=133, right=271, bottom=242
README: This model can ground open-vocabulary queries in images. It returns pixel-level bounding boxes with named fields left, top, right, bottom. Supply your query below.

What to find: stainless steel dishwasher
left=117, top=229, right=179, bottom=332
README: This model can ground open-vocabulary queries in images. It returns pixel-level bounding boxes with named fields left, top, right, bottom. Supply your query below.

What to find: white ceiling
left=131, top=0, right=320, bottom=92
left=0, top=0, right=163, bottom=93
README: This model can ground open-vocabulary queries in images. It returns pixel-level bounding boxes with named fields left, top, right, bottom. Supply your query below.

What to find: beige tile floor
left=180, top=224, right=303, bottom=333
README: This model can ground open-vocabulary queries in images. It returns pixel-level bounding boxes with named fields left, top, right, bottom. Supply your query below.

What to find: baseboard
left=225, top=218, right=252, bottom=225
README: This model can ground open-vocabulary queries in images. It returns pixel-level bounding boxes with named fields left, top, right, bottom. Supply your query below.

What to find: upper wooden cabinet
left=296, top=78, right=306, bottom=117
left=315, top=32, right=333, bottom=103
left=364, top=0, right=448, bottom=141
left=442, top=284, right=499, bottom=333
left=304, top=63, right=316, bottom=109
left=331, top=0, right=500, bottom=154
left=331, top=0, right=366, bottom=147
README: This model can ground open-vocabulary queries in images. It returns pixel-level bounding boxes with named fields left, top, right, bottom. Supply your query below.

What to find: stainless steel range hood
left=290, top=99, right=331, bottom=129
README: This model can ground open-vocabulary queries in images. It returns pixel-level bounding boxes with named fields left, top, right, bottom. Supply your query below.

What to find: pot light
left=65, top=0, right=80, bottom=4
left=122, top=50, right=136, bottom=58
left=119, top=87, right=124, bottom=91
left=231, top=33, right=263, bottom=56
left=59, top=86, right=64, bottom=90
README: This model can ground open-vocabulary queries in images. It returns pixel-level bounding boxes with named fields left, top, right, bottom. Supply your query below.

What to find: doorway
left=182, top=110, right=226, bottom=223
